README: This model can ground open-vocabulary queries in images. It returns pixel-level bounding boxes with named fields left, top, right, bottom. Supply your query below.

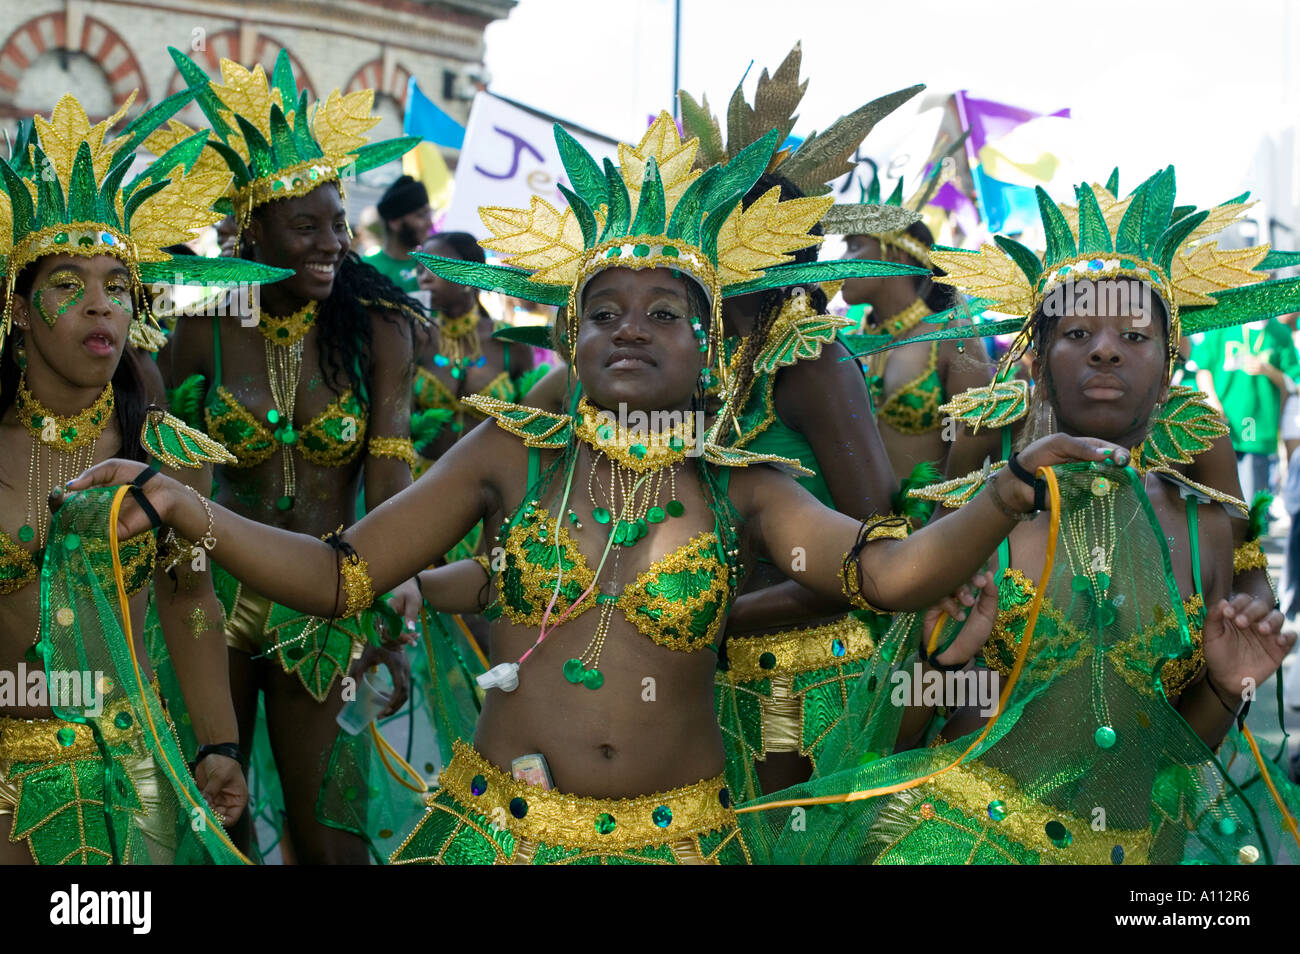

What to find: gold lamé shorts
left=223, top=579, right=364, bottom=666
left=724, top=614, right=876, bottom=754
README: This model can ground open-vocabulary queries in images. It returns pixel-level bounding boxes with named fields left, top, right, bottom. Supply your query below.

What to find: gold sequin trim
left=0, top=683, right=160, bottom=764
left=572, top=395, right=694, bottom=473
left=727, top=615, right=876, bottom=682
left=1233, top=539, right=1268, bottom=573
left=340, top=552, right=375, bottom=618
left=368, top=436, right=419, bottom=468
left=841, top=516, right=910, bottom=613
left=437, top=740, right=737, bottom=851
left=876, top=757, right=1151, bottom=865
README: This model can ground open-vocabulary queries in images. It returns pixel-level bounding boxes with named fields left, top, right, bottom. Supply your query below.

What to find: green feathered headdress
left=167, top=47, right=419, bottom=236
left=0, top=90, right=294, bottom=356
left=412, top=112, right=927, bottom=387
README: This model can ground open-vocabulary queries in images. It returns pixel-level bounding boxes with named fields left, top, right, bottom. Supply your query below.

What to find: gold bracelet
left=1233, top=539, right=1268, bottom=574
left=368, top=436, right=419, bottom=469
left=188, top=485, right=217, bottom=550
left=841, top=515, right=910, bottom=613
left=340, top=553, right=375, bottom=618
left=984, top=470, right=1034, bottom=522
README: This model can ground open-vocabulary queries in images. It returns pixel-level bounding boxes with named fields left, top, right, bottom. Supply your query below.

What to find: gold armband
left=473, top=554, right=492, bottom=579
left=841, top=515, right=910, bottom=613
left=1233, top=539, right=1268, bottom=574
left=368, top=436, right=419, bottom=469
left=322, top=526, right=376, bottom=618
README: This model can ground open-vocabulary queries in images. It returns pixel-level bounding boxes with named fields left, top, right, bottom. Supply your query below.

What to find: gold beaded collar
left=436, top=305, right=480, bottom=341
left=258, top=301, right=318, bottom=347
left=573, top=395, right=696, bottom=473
left=16, top=379, right=115, bottom=451
left=872, top=297, right=932, bottom=339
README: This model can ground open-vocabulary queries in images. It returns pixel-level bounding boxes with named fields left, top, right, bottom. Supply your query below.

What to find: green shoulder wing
left=460, top=395, right=572, bottom=449
left=141, top=407, right=237, bottom=469
left=906, top=460, right=1006, bottom=510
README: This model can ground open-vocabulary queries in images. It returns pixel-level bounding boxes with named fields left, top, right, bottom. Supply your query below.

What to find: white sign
left=443, top=93, right=616, bottom=238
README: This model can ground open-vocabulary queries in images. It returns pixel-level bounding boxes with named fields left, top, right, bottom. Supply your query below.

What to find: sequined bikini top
left=982, top=567, right=1206, bottom=699
left=0, top=526, right=154, bottom=598
left=201, top=315, right=366, bottom=468
left=491, top=502, right=733, bottom=652
left=870, top=339, right=944, bottom=435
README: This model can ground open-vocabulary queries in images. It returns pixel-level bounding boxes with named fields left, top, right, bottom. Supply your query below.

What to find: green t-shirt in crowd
left=363, top=248, right=420, bottom=293
left=1190, top=320, right=1300, bottom=454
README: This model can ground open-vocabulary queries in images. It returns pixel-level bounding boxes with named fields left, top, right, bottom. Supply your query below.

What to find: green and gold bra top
left=983, top=567, right=1206, bottom=699
left=0, top=525, right=155, bottom=598
left=201, top=308, right=367, bottom=470
left=865, top=299, right=946, bottom=436
left=493, top=502, right=733, bottom=652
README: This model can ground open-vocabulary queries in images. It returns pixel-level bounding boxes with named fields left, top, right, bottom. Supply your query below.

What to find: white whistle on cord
left=477, top=662, right=520, bottom=692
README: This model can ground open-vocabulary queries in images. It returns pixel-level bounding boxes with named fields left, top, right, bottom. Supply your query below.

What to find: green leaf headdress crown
left=414, top=110, right=930, bottom=380
left=167, top=47, right=419, bottom=238
left=0, top=90, right=293, bottom=356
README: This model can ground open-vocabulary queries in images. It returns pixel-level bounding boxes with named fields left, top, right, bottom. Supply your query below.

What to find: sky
left=482, top=0, right=1300, bottom=224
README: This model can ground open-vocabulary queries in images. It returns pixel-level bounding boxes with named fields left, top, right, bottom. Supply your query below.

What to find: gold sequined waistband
left=438, top=740, right=737, bottom=851
left=727, top=614, right=876, bottom=683
left=0, top=681, right=159, bottom=765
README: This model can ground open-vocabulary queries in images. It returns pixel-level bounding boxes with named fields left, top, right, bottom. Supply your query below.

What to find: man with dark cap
left=366, top=174, right=433, bottom=292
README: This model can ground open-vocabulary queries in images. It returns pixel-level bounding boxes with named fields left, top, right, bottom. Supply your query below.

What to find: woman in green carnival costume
left=71, top=111, right=1134, bottom=865
left=737, top=168, right=1300, bottom=865
left=412, top=231, right=538, bottom=477
left=0, top=91, right=292, bottom=864
left=676, top=48, right=912, bottom=799
left=162, top=48, right=426, bottom=862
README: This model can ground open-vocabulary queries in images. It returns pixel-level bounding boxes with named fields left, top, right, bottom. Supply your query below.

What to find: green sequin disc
left=17, top=524, right=34, bottom=543
left=987, top=800, right=1007, bottom=821
left=646, top=506, right=665, bottom=523
left=563, top=658, right=585, bottom=683
left=56, top=727, right=76, bottom=747
left=276, top=495, right=294, bottom=511
left=1094, top=725, right=1117, bottom=749
left=1045, top=820, right=1072, bottom=848
left=592, top=507, right=611, bottom=524
left=652, top=805, right=672, bottom=828
left=63, top=534, right=80, bottom=551
left=114, top=711, right=133, bottom=730
left=666, top=500, right=684, bottom=518
left=595, top=812, right=616, bottom=834
left=582, top=668, right=604, bottom=690
left=759, top=652, right=777, bottom=670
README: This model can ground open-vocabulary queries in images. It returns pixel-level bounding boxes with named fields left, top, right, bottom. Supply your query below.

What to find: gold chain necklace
left=15, top=378, right=114, bottom=549
left=260, top=302, right=317, bottom=511
left=867, top=298, right=932, bottom=385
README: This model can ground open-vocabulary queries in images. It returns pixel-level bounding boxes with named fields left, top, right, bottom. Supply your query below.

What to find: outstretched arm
left=69, top=419, right=523, bottom=619
left=737, top=434, right=1127, bottom=612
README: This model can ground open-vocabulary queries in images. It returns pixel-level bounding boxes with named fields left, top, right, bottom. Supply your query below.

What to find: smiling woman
left=160, top=46, right=428, bottom=863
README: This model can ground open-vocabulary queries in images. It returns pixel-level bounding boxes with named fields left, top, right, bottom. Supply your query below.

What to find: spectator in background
left=365, top=174, right=432, bottom=293
left=1191, top=317, right=1300, bottom=505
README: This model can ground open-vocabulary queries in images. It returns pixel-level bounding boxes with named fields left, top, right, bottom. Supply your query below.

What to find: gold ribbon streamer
left=108, top=485, right=252, bottom=863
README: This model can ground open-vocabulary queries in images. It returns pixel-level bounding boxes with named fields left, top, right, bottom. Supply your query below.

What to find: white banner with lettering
left=443, top=92, right=617, bottom=240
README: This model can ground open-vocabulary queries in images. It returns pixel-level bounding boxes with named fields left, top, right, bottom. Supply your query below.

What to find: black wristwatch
left=190, top=742, right=244, bottom=771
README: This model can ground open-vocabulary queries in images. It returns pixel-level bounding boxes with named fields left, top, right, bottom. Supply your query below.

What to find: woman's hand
left=1203, top=593, right=1295, bottom=706
left=194, top=755, right=248, bottom=826
left=350, top=644, right=411, bottom=719
left=385, top=579, right=424, bottom=643
left=999, top=435, right=1131, bottom=512
left=923, top=570, right=1000, bottom=667
left=64, top=459, right=194, bottom=539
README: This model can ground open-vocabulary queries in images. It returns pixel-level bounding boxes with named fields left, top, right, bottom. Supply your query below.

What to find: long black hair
left=1, top=262, right=152, bottom=463
left=314, top=251, right=425, bottom=407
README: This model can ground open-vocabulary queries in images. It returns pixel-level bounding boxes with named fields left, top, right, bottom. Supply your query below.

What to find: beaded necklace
left=433, top=305, right=485, bottom=379
left=15, top=379, right=114, bottom=549
left=556, top=396, right=698, bottom=689
left=258, top=301, right=317, bottom=510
